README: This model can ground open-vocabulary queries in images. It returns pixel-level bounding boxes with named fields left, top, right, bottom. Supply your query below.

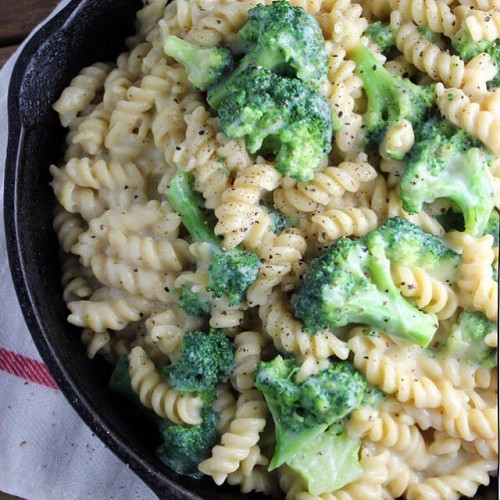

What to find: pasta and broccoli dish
left=49, top=0, right=499, bottom=497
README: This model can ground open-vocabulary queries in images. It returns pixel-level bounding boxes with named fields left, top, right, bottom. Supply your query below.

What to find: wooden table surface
left=0, top=0, right=60, bottom=68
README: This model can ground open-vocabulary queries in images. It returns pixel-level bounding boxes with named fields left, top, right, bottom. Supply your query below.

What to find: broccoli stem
left=164, top=35, right=201, bottom=70
left=365, top=234, right=438, bottom=346
left=349, top=45, right=397, bottom=132
left=166, top=171, right=220, bottom=246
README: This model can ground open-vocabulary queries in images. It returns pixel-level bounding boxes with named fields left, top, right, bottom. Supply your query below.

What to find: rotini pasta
left=128, top=346, right=203, bottom=424
left=51, top=0, right=498, bottom=497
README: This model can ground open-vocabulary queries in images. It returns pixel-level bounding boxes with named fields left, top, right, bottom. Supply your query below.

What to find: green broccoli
left=215, top=66, right=333, bottom=181
left=361, top=383, right=387, bottom=407
left=261, top=203, right=289, bottom=234
left=365, top=22, right=396, bottom=55
left=444, top=310, right=497, bottom=368
left=163, top=35, right=233, bottom=91
left=165, top=329, right=234, bottom=394
left=375, top=217, right=461, bottom=284
left=485, top=209, right=499, bottom=246
left=295, top=227, right=440, bottom=346
left=451, top=28, right=499, bottom=89
left=177, top=284, right=212, bottom=318
left=254, top=355, right=367, bottom=470
left=166, top=171, right=259, bottom=305
left=400, top=119, right=495, bottom=237
left=158, top=329, right=234, bottom=477
left=350, top=44, right=436, bottom=158
left=157, top=404, right=219, bottom=478
left=207, top=0, right=328, bottom=110
left=286, top=423, right=362, bottom=495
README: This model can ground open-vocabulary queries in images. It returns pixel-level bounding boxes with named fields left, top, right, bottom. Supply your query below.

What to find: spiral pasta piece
left=172, top=105, right=251, bottom=208
left=246, top=229, right=307, bottom=306
left=464, top=9, right=500, bottom=41
left=274, top=158, right=377, bottom=215
left=68, top=291, right=154, bottom=333
left=349, top=334, right=467, bottom=417
left=441, top=406, right=498, bottom=441
left=406, top=458, right=496, bottom=499
left=227, top=465, right=278, bottom=496
left=380, top=119, right=415, bottom=158
left=60, top=255, right=95, bottom=303
left=214, top=161, right=281, bottom=249
left=231, top=331, right=267, bottom=392
left=81, top=329, right=111, bottom=359
left=89, top=254, right=175, bottom=303
left=53, top=62, right=112, bottom=128
left=145, top=305, right=203, bottom=361
left=50, top=158, right=147, bottom=220
left=391, top=265, right=459, bottom=319
left=436, top=83, right=500, bottom=155
left=53, top=205, right=87, bottom=253
left=395, top=22, right=468, bottom=87
left=128, top=346, right=203, bottom=424
left=390, top=0, right=458, bottom=36
left=310, top=206, right=380, bottom=242
left=198, top=389, right=268, bottom=485
left=316, top=0, right=368, bottom=51
left=259, top=291, right=350, bottom=360
left=213, top=384, right=238, bottom=434
left=416, top=354, right=494, bottom=390
left=72, top=103, right=111, bottom=156
left=185, top=1, right=256, bottom=47
left=459, top=0, right=500, bottom=9
left=457, top=234, right=498, bottom=321
left=346, top=407, right=428, bottom=469
left=323, top=44, right=364, bottom=158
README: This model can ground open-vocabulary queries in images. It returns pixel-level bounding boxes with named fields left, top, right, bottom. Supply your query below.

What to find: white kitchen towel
left=0, top=3, right=157, bottom=499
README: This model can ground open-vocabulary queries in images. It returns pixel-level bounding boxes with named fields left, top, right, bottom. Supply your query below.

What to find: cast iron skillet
left=3, top=0, right=498, bottom=499
left=4, top=1, right=259, bottom=498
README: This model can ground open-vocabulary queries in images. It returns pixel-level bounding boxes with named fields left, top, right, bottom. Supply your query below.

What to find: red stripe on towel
left=0, top=348, right=58, bottom=390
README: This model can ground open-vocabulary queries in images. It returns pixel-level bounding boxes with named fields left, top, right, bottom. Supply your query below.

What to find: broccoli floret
left=163, top=36, right=233, bottom=91
left=451, top=28, right=499, bottom=89
left=165, top=329, right=234, bottom=394
left=158, top=329, right=233, bottom=476
left=239, top=0, right=327, bottom=84
left=361, top=383, right=387, bottom=407
left=207, top=0, right=327, bottom=110
left=166, top=171, right=259, bottom=305
left=110, top=356, right=222, bottom=478
left=365, top=22, right=396, bottom=55
left=375, top=217, right=461, bottom=283
left=215, top=66, right=333, bottom=181
left=295, top=230, right=439, bottom=346
left=400, top=119, right=495, bottom=237
left=485, top=209, right=499, bottom=245
left=177, top=284, right=211, bottom=318
left=261, top=203, right=289, bottom=233
left=157, top=404, right=219, bottom=478
left=286, top=424, right=362, bottom=495
left=254, top=355, right=367, bottom=469
left=350, top=45, right=435, bottom=158
left=452, top=27, right=499, bottom=64
left=445, top=310, right=497, bottom=368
